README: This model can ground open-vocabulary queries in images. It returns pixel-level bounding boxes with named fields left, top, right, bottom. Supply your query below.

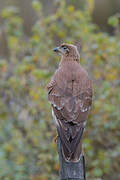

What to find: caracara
left=47, top=43, right=92, bottom=162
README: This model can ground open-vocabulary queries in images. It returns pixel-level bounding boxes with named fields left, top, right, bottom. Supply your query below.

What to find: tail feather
left=57, top=122, right=84, bottom=162
left=70, top=127, right=84, bottom=153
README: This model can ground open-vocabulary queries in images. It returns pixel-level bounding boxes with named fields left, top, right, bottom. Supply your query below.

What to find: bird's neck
left=59, top=56, right=80, bottom=66
left=61, top=56, right=80, bottom=63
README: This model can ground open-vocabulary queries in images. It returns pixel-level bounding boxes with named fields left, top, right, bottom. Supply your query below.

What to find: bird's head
left=53, top=43, right=80, bottom=61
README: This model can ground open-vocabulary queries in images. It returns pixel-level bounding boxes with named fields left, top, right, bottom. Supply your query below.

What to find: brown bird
left=47, top=43, right=92, bottom=162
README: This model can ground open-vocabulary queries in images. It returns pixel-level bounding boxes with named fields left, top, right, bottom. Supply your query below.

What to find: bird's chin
left=56, top=52, right=63, bottom=56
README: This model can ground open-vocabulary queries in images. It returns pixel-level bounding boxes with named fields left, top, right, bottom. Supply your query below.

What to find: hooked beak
left=53, top=46, right=60, bottom=53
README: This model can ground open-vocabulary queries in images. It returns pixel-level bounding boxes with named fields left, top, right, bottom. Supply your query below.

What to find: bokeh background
left=0, top=0, right=120, bottom=179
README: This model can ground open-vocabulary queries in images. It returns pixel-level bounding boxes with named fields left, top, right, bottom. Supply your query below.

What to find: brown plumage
left=47, top=43, right=92, bottom=162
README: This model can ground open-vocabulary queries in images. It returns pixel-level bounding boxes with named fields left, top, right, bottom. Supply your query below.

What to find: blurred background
left=0, top=0, right=120, bottom=179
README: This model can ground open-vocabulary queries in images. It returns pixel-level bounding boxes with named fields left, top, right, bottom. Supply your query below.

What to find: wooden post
left=57, top=136, right=85, bottom=180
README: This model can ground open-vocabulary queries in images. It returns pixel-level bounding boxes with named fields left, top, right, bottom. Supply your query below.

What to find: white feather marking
left=79, top=99, right=91, bottom=112
left=83, top=121, right=87, bottom=127
left=79, top=100, right=88, bottom=112
left=85, top=97, right=91, bottom=100
left=81, top=108, right=88, bottom=112
left=50, top=102, right=63, bottom=110
left=57, top=106, right=63, bottom=110
left=52, top=108, right=59, bottom=127
left=53, top=104, right=57, bottom=107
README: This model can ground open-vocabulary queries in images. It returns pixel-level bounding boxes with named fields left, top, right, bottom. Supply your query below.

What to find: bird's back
left=54, top=60, right=91, bottom=97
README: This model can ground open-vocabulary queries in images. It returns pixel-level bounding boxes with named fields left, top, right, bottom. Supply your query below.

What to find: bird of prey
left=47, top=43, right=92, bottom=162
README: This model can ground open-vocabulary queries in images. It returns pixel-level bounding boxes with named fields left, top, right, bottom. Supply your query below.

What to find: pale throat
left=61, top=54, right=80, bottom=62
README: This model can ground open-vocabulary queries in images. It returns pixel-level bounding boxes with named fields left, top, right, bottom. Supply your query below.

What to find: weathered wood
left=57, top=137, right=85, bottom=180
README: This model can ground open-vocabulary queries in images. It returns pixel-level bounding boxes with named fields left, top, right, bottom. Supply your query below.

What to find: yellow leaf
left=67, top=5, right=75, bottom=13
left=16, top=155, right=24, bottom=165
left=58, top=31, right=65, bottom=38
left=54, top=162, right=59, bottom=171
left=4, top=144, right=13, bottom=153
left=107, top=69, right=118, bottom=80
left=94, top=71, right=101, bottom=79
left=32, top=55, right=39, bottom=62
left=32, top=34, right=40, bottom=42
left=86, top=0, right=95, bottom=13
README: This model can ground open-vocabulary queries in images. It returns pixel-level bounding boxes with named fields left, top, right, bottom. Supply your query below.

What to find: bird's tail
left=57, top=124, right=84, bottom=162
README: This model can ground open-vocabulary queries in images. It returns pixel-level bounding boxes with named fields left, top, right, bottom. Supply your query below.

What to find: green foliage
left=0, top=0, right=120, bottom=179
left=108, top=13, right=120, bottom=27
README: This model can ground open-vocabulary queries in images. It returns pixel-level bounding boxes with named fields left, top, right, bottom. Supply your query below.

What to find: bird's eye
left=63, top=46, right=67, bottom=49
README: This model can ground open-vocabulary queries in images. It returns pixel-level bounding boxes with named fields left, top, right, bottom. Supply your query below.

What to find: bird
left=47, top=43, right=92, bottom=162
